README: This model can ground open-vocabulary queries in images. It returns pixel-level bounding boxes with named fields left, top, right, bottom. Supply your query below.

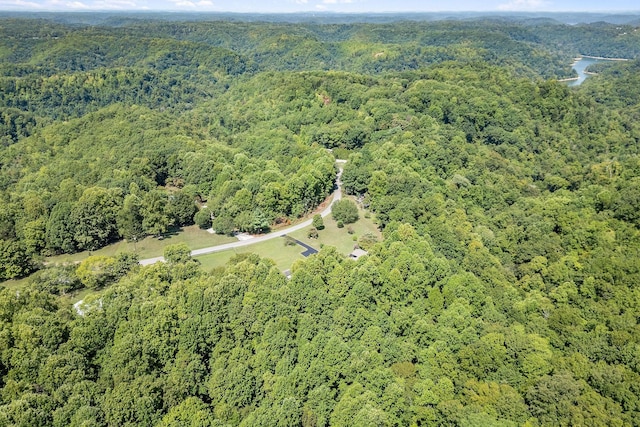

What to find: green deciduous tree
left=21, top=218, right=46, bottom=256
left=168, top=191, right=197, bottom=227
left=117, top=193, right=145, bottom=242
left=157, top=397, right=215, bottom=427
left=75, top=255, right=118, bottom=289
left=46, top=202, right=76, bottom=254
left=331, top=199, right=359, bottom=224
left=164, top=243, right=192, bottom=264
left=0, top=239, right=35, bottom=279
left=194, top=208, right=213, bottom=229
left=142, top=189, right=173, bottom=237
left=312, top=214, right=324, bottom=230
left=212, top=215, right=235, bottom=236
left=71, top=187, right=122, bottom=251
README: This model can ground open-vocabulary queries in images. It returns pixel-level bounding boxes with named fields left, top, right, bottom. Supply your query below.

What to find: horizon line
left=1, top=10, right=639, bottom=14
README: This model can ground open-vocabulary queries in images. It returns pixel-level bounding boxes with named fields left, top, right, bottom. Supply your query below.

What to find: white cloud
left=167, top=0, right=216, bottom=8
left=68, top=0, right=149, bottom=10
left=0, top=0, right=149, bottom=10
left=0, top=0, right=217, bottom=10
left=65, top=1, right=90, bottom=8
left=0, top=0, right=41, bottom=8
left=313, top=0, right=358, bottom=11
left=498, top=0, right=550, bottom=11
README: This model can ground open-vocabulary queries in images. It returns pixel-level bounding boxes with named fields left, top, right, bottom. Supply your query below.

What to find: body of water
left=568, top=57, right=602, bottom=87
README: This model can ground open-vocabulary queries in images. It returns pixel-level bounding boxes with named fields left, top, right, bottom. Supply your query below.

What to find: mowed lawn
left=34, top=203, right=381, bottom=289
left=196, top=203, right=381, bottom=271
left=289, top=206, right=381, bottom=256
left=45, top=225, right=236, bottom=264
left=196, top=237, right=308, bottom=271
left=4, top=205, right=381, bottom=299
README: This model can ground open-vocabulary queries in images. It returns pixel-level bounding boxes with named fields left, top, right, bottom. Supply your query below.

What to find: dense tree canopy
left=1, top=13, right=640, bottom=427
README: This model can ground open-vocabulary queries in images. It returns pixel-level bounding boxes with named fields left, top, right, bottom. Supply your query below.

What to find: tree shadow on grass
left=159, top=226, right=184, bottom=239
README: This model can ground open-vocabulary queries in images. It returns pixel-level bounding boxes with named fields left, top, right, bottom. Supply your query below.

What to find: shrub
left=194, top=208, right=212, bottom=229
left=358, top=232, right=379, bottom=250
left=312, top=214, right=325, bottom=230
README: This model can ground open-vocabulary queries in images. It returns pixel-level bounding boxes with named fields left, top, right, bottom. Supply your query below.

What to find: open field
left=6, top=202, right=381, bottom=296
left=45, top=225, right=236, bottom=265
left=195, top=201, right=381, bottom=271
left=288, top=204, right=382, bottom=257
left=196, top=236, right=308, bottom=271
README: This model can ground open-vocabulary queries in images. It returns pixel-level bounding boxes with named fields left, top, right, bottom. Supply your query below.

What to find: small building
left=348, top=249, right=368, bottom=260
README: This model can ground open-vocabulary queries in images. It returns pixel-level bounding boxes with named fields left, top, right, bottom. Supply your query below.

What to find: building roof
left=349, top=249, right=368, bottom=260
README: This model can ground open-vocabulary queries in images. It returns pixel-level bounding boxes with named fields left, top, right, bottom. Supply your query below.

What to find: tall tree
left=142, top=190, right=172, bottom=237
left=117, top=193, right=145, bottom=242
left=0, top=239, right=35, bottom=279
left=46, top=202, right=76, bottom=254
left=71, top=187, right=122, bottom=251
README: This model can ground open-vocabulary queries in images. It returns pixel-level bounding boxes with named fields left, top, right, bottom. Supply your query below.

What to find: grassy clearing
left=196, top=202, right=381, bottom=271
left=196, top=237, right=308, bottom=271
left=61, top=287, right=96, bottom=305
left=0, top=276, right=31, bottom=291
left=43, top=193, right=336, bottom=267
left=45, top=225, right=235, bottom=265
left=4, top=206, right=376, bottom=302
left=11, top=200, right=381, bottom=295
left=290, top=202, right=382, bottom=256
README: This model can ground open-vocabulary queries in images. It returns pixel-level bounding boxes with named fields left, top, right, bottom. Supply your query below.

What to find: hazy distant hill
left=1, top=11, right=639, bottom=25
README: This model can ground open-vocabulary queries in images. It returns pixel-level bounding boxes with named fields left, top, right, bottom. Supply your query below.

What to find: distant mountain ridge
left=1, top=11, right=640, bottom=26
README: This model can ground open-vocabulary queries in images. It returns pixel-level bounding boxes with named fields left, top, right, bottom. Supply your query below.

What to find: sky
left=0, top=0, right=637, bottom=13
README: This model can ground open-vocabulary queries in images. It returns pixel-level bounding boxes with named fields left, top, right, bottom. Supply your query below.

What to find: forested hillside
left=1, top=14, right=640, bottom=427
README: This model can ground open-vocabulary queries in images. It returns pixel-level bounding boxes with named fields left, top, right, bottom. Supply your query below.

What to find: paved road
left=282, top=235, right=319, bottom=257
left=139, top=160, right=345, bottom=266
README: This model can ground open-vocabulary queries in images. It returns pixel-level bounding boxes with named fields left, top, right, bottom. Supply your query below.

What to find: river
left=568, top=56, right=629, bottom=86
left=568, top=57, right=602, bottom=87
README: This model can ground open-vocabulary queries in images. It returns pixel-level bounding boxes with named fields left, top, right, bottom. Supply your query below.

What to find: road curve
left=139, top=160, right=346, bottom=266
